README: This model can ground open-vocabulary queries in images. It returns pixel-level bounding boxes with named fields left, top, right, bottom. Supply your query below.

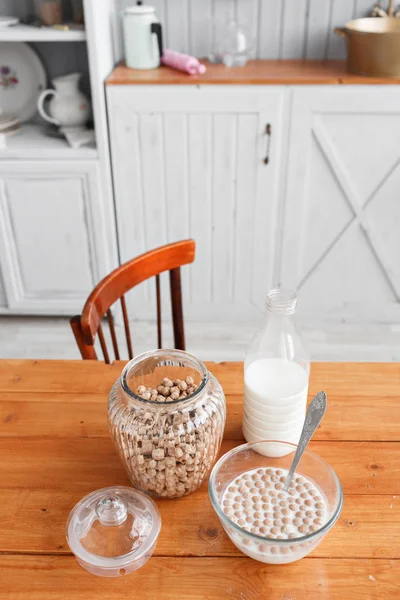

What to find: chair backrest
left=70, top=239, right=195, bottom=363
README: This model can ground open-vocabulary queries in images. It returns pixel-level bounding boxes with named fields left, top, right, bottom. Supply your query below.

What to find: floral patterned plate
left=0, top=42, right=46, bottom=122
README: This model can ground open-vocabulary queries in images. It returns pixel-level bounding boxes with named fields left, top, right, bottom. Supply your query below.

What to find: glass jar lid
left=66, top=486, right=161, bottom=577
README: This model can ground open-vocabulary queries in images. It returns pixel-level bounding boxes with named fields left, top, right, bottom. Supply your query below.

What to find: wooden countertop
left=106, top=59, right=400, bottom=86
left=1, top=359, right=400, bottom=598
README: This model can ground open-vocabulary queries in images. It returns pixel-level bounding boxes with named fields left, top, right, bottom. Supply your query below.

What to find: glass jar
left=244, top=289, right=310, bottom=453
left=108, top=350, right=226, bottom=499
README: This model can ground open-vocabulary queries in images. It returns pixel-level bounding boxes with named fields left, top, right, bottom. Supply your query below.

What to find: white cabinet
left=280, top=87, right=400, bottom=325
left=107, top=85, right=286, bottom=321
left=0, top=161, right=113, bottom=314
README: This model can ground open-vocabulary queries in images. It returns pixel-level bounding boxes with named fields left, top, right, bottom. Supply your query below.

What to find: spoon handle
left=283, top=391, right=327, bottom=492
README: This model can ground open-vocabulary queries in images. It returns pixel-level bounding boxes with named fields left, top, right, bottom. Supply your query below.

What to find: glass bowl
left=208, top=440, right=343, bottom=564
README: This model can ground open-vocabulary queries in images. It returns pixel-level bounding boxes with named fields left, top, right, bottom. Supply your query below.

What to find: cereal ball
left=185, top=376, right=194, bottom=385
left=270, top=490, right=277, bottom=497
left=315, top=502, right=324, bottom=510
left=296, top=485, right=303, bottom=493
left=295, top=511, right=302, bottom=518
left=288, top=533, right=297, bottom=539
left=304, top=499, right=312, bottom=507
left=234, top=511, right=242, bottom=518
left=277, top=535, right=285, bottom=540
left=271, top=498, right=278, bottom=505
left=259, top=526, right=267, bottom=535
left=293, top=518, right=302, bottom=527
left=314, top=518, right=323, bottom=526
left=282, top=508, right=290, bottom=516
left=250, top=527, right=258, bottom=534
left=314, top=496, right=322, bottom=503
left=253, top=520, right=261, bottom=527
left=316, top=509, right=324, bottom=517
left=300, top=492, right=308, bottom=499
left=170, top=391, right=180, bottom=400
left=271, top=475, right=278, bottom=482
left=255, top=481, right=263, bottom=489
left=245, top=516, right=253, bottom=524
left=308, top=489, right=316, bottom=496
left=303, top=517, right=311, bottom=525
left=276, top=469, right=283, bottom=476
left=239, top=486, right=247, bottom=494
left=298, top=525, right=308, bottom=534
left=242, top=474, right=250, bottom=481
left=279, top=476, right=286, bottom=484
left=232, top=503, right=240, bottom=510
left=289, top=489, right=296, bottom=497
left=142, top=391, right=151, bottom=400
left=295, top=498, right=302, bottom=505
left=281, top=525, right=290, bottom=535
left=300, top=505, right=307, bottom=512
left=257, top=469, right=264, bottom=475
left=273, top=519, right=282, bottom=527
left=282, top=517, right=290, bottom=525
left=254, top=512, right=262, bottom=520
left=263, top=519, right=272, bottom=526
left=262, top=504, right=269, bottom=511
left=289, top=504, right=297, bottom=512
left=304, top=482, right=312, bottom=490
left=275, top=483, right=284, bottom=491
left=309, top=524, right=319, bottom=532
left=251, top=473, right=258, bottom=481
left=136, top=385, right=147, bottom=395
left=238, top=518, right=245, bottom=527
left=306, top=511, right=314, bottom=518
left=266, top=468, right=274, bottom=475
left=245, top=481, right=252, bottom=488
left=270, top=527, right=279, bottom=535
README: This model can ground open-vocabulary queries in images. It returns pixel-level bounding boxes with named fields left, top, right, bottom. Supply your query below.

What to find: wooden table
left=1, top=360, right=399, bottom=599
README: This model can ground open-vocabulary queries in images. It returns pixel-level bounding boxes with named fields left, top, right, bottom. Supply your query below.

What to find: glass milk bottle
left=243, top=289, right=310, bottom=453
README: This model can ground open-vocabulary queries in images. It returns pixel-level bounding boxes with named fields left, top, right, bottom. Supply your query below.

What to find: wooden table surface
left=106, top=59, right=400, bottom=86
left=1, top=359, right=399, bottom=599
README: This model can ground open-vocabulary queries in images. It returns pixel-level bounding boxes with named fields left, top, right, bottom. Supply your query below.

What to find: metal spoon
left=283, top=391, right=327, bottom=492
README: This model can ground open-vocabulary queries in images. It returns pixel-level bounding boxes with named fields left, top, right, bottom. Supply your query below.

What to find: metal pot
left=335, top=18, right=400, bottom=78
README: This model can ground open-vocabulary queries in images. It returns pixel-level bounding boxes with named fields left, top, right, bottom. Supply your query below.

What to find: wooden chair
left=70, top=239, right=195, bottom=363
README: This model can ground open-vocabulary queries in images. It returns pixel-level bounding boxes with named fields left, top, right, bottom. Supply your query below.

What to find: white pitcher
left=37, top=72, right=90, bottom=130
left=123, top=2, right=163, bottom=69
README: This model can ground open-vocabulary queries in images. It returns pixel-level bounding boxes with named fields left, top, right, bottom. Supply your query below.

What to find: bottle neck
left=265, top=288, right=297, bottom=316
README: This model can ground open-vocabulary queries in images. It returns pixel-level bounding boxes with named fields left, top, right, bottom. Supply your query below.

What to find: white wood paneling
left=305, top=0, right=332, bottom=59
left=280, top=87, right=400, bottom=325
left=0, top=268, right=6, bottom=307
left=258, top=0, right=282, bottom=59
left=115, top=0, right=368, bottom=60
left=0, top=161, right=110, bottom=314
left=108, top=85, right=285, bottom=321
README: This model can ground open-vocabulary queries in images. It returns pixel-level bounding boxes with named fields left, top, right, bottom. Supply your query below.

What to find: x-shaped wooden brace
left=298, top=115, right=400, bottom=301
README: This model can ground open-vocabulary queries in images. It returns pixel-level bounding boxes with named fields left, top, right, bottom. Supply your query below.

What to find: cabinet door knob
left=263, top=123, right=271, bottom=165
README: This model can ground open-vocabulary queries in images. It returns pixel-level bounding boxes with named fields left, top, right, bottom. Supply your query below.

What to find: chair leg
left=169, top=267, right=185, bottom=350
left=70, top=315, right=98, bottom=360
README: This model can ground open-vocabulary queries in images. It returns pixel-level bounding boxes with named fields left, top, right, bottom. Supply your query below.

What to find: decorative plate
left=0, top=42, right=46, bottom=122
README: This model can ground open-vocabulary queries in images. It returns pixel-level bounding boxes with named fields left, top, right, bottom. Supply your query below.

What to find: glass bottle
left=243, top=289, right=310, bottom=452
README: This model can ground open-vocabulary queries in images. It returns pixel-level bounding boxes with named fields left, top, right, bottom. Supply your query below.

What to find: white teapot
left=37, top=72, right=90, bottom=130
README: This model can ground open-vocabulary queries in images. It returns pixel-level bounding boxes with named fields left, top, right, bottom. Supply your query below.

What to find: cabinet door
left=281, top=87, right=400, bottom=324
left=0, top=160, right=111, bottom=314
left=108, top=85, right=285, bottom=321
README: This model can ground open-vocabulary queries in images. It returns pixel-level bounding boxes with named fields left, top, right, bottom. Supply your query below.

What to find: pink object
left=161, top=49, right=207, bottom=75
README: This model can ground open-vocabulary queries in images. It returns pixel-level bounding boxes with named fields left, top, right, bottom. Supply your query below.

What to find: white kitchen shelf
left=0, top=123, right=97, bottom=159
left=0, top=24, right=86, bottom=42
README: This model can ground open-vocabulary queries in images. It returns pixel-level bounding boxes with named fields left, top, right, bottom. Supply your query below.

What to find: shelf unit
left=0, top=0, right=119, bottom=316
left=0, top=24, right=86, bottom=42
left=0, top=124, right=97, bottom=159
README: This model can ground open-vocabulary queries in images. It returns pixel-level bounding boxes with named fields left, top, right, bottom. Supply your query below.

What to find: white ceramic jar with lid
left=123, top=1, right=163, bottom=70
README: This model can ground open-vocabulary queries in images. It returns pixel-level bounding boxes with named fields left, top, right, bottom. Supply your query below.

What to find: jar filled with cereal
left=108, top=350, right=226, bottom=498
